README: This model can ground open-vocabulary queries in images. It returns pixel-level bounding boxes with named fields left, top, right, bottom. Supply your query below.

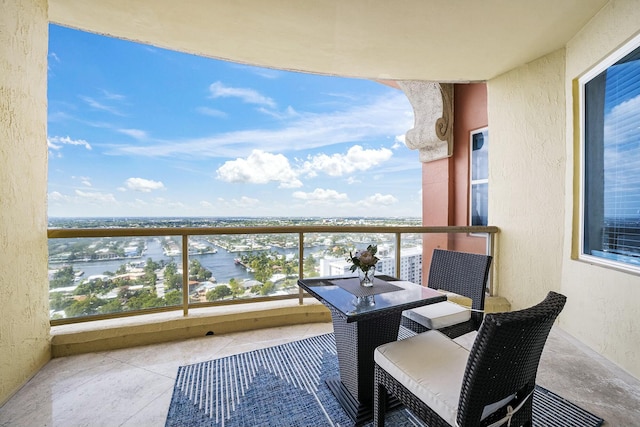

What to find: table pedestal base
left=326, top=377, right=402, bottom=426
left=326, top=378, right=369, bottom=425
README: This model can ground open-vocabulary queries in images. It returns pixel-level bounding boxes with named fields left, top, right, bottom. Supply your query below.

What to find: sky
left=46, top=24, right=422, bottom=219
left=602, top=59, right=640, bottom=218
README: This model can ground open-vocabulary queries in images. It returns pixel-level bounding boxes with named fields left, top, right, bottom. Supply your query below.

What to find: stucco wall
left=0, top=0, right=51, bottom=405
left=489, top=0, right=640, bottom=379
left=487, top=49, right=566, bottom=305
left=561, top=0, right=640, bottom=378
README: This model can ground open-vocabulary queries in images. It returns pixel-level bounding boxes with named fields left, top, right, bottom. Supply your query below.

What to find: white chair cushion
left=453, top=331, right=478, bottom=351
left=375, top=331, right=470, bottom=426
left=404, top=300, right=471, bottom=329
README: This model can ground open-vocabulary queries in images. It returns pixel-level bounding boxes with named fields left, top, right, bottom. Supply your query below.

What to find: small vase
left=358, top=268, right=374, bottom=287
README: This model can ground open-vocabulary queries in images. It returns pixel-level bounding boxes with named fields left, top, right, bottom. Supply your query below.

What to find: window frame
left=578, top=32, right=640, bottom=274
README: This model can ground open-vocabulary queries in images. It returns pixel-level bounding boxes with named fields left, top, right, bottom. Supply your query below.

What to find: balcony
left=5, top=1, right=640, bottom=420
left=47, top=223, right=506, bottom=356
left=30, top=225, right=639, bottom=427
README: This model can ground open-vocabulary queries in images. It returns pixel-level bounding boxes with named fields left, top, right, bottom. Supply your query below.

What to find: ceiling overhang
left=48, top=0, right=609, bottom=82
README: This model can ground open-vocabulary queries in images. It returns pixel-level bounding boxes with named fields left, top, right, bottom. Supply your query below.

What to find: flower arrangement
left=347, top=244, right=379, bottom=273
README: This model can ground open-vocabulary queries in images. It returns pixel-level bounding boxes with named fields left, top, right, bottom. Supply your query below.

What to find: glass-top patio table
left=297, top=274, right=446, bottom=425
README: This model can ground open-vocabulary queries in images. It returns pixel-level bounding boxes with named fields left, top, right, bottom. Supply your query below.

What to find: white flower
left=347, top=244, right=379, bottom=272
left=359, top=251, right=375, bottom=267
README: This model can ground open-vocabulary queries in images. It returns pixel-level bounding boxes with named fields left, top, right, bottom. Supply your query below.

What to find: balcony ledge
left=50, top=298, right=331, bottom=357
left=50, top=295, right=510, bottom=358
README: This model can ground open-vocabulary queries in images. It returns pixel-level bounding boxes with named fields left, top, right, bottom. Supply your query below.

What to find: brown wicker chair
left=375, top=291, right=567, bottom=427
left=402, top=249, right=492, bottom=339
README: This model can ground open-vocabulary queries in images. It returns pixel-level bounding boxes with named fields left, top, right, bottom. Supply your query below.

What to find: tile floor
left=1, top=322, right=639, bottom=426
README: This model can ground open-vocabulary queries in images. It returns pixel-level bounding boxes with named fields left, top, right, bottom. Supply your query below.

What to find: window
left=470, top=128, right=489, bottom=226
left=580, top=34, right=640, bottom=271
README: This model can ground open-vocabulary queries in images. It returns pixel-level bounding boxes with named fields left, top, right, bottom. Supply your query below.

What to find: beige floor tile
left=2, top=322, right=640, bottom=427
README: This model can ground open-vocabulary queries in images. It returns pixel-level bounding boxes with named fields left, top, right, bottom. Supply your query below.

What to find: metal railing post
left=182, top=234, right=189, bottom=316
left=395, top=232, right=401, bottom=278
left=486, top=232, right=496, bottom=296
left=298, top=232, right=304, bottom=305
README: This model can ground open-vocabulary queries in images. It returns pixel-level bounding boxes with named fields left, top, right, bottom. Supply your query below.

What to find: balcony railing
left=48, top=225, right=499, bottom=325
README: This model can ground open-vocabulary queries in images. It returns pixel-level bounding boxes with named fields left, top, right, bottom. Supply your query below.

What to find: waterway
left=54, top=237, right=326, bottom=284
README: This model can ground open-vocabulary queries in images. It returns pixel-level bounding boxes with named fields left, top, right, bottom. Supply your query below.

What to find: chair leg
left=373, top=380, right=388, bottom=427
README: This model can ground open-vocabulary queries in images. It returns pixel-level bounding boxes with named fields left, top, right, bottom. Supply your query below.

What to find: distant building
left=399, top=247, right=423, bottom=285
left=318, top=247, right=422, bottom=285
left=319, top=257, right=352, bottom=277
left=86, top=274, right=110, bottom=282
left=241, top=279, right=262, bottom=289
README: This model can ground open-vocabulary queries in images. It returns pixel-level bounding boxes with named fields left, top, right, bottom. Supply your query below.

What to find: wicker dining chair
left=375, top=291, right=567, bottom=427
left=401, top=249, right=492, bottom=339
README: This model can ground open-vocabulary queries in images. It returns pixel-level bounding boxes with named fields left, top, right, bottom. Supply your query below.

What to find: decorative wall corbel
left=398, top=81, right=454, bottom=162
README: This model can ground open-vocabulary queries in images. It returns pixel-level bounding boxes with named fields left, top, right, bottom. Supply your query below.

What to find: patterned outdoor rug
left=165, top=332, right=604, bottom=427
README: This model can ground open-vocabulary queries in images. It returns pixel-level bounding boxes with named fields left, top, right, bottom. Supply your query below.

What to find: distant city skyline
left=47, top=24, right=422, bottom=218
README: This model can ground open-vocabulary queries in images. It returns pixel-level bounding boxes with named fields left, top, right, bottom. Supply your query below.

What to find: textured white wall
left=562, top=0, right=640, bottom=378
left=0, top=0, right=51, bottom=405
left=487, top=49, right=567, bottom=309
left=489, top=0, right=640, bottom=379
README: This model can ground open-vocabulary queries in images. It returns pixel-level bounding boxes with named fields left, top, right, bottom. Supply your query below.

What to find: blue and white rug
left=165, top=332, right=604, bottom=427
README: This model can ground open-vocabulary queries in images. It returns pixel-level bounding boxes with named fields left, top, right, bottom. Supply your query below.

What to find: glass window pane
left=471, top=130, right=489, bottom=181
left=471, top=183, right=488, bottom=226
left=470, top=128, right=489, bottom=226
left=583, top=42, right=640, bottom=268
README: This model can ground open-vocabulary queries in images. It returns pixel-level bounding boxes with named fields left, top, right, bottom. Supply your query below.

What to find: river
left=55, top=237, right=326, bottom=284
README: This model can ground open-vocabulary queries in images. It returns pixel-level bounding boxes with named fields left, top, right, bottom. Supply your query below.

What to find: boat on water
left=234, top=258, right=254, bottom=272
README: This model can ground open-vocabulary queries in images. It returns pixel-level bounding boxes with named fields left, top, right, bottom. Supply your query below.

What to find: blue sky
left=603, top=60, right=640, bottom=218
left=47, top=24, right=422, bottom=218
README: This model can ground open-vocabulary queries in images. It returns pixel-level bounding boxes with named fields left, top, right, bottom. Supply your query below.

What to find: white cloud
left=604, top=94, right=640, bottom=148
left=216, top=150, right=302, bottom=188
left=358, top=193, right=399, bottom=207
left=48, top=111, right=73, bottom=123
left=347, top=177, right=360, bottom=185
left=101, top=89, right=126, bottom=101
left=603, top=94, right=640, bottom=191
left=79, top=95, right=125, bottom=116
left=117, top=128, right=148, bottom=140
left=48, top=191, right=67, bottom=202
left=209, top=81, right=276, bottom=108
left=146, top=197, right=185, bottom=210
left=47, top=136, right=92, bottom=150
left=107, top=91, right=412, bottom=159
left=74, top=190, right=117, bottom=203
left=232, top=196, right=260, bottom=207
left=49, top=190, right=118, bottom=208
left=71, top=176, right=92, bottom=187
left=125, top=177, right=165, bottom=192
left=301, top=145, right=393, bottom=177
left=238, top=64, right=282, bottom=80
left=166, top=201, right=186, bottom=210
left=292, top=188, right=348, bottom=202
left=203, top=196, right=260, bottom=211
left=196, top=107, right=228, bottom=118
left=392, top=134, right=406, bottom=149
left=257, top=105, right=299, bottom=119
